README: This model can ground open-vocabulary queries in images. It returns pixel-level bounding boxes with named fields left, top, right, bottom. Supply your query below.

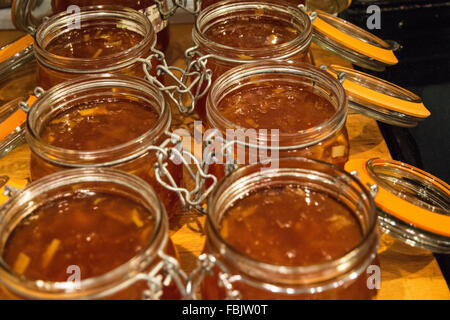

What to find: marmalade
left=202, top=184, right=376, bottom=299
left=208, top=81, right=349, bottom=181
left=217, top=83, right=336, bottom=134
left=194, top=2, right=313, bottom=121
left=51, top=0, right=169, bottom=51
left=36, top=10, right=156, bottom=89
left=1, top=191, right=179, bottom=299
left=30, top=97, right=181, bottom=217
left=201, top=0, right=305, bottom=10
left=40, top=98, right=159, bottom=150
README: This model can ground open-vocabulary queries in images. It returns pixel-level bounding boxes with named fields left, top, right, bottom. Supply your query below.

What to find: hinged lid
left=309, top=9, right=398, bottom=71
left=345, top=158, right=450, bottom=253
left=324, top=65, right=430, bottom=127
left=0, top=34, right=34, bottom=82
left=0, top=95, right=36, bottom=157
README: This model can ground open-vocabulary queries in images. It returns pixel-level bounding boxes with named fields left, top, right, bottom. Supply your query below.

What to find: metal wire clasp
left=139, top=251, right=189, bottom=300
left=149, top=131, right=217, bottom=213
left=186, top=253, right=241, bottom=300
left=138, top=47, right=212, bottom=115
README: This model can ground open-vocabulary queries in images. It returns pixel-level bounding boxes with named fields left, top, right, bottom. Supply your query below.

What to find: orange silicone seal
left=326, top=65, right=430, bottom=118
left=0, top=34, right=34, bottom=65
left=0, top=176, right=29, bottom=205
left=345, top=158, right=450, bottom=237
left=0, top=96, right=37, bottom=141
left=312, top=14, right=398, bottom=66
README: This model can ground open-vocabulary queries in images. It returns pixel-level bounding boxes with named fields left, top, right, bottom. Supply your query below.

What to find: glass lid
left=325, top=65, right=430, bottom=127
left=345, top=158, right=450, bottom=253
left=309, top=9, right=398, bottom=71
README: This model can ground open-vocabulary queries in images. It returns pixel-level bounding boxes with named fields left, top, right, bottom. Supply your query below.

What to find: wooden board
left=0, top=25, right=448, bottom=300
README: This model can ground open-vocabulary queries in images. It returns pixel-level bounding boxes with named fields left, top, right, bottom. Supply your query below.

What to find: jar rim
left=193, top=0, right=312, bottom=62
left=206, top=61, right=347, bottom=149
left=25, top=74, right=170, bottom=168
left=0, top=168, right=168, bottom=299
left=34, top=6, right=155, bottom=73
left=206, top=157, right=378, bottom=291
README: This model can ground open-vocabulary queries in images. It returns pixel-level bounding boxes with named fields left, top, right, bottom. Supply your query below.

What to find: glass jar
left=0, top=168, right=183, bottom=299
left=49, top=0, right=170, bottom=52
left=11, top=0, right=170, bottom=52
left=205, top=61, right=349, bottom=181
left=201, top=0, right=350, bottom=14
left=201, top=0, right=305, bottom=10
left=25, top=74, right=182, bottom=218
left=34, top=6, right=157, bottom=90
left=201, top=157, right=379, bottom=300
left=190, top=0, right=313, bottom=121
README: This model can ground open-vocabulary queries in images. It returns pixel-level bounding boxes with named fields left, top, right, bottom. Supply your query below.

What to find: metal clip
left=153, top=0, right=202, bottom=20
left=18, top=87, right=44, bottom=113
left=367, top=183, right=379, bottom=198
left=138, top=47, right=212, bottom=115
left=139, top=251, right=189, bottom=300
left=298, top=4, right=317, bottom=22
left=186, top=253, right=241, bottom=300
left=149, top=131, right=217, bottom=213
left=173, top=0, right=203, bottom=16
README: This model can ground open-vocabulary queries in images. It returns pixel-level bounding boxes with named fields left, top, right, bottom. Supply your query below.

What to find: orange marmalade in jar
left=50, top=0, right=170, bottom=52
left=25, top=74, right=182, bottom=218
left=34, top=6, right=156, bottom=90
left=205, top=61, right=349, bottom=181
left=201, top=0, right=305, bottom=10
left=201, top=157, right=379, bottom=300
left=190, top=0, right=313, bottom=121
left=0, top=168, right=183, bottom=300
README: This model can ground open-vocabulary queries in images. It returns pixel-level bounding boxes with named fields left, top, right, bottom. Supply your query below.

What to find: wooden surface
left=0, top=25, right=449, bottom=300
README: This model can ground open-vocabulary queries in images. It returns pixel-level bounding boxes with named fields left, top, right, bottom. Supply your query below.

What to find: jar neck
left=193, top=0, right=312, bottom=63
left=26, top=74, right=170, bottom=167
left=206, top=62, right=347, bottom=148
left=34, top=6, right=155, bottom=73
left=0, top=168, right=168, bottom=299
left=206, top=157, right=378, bottom=294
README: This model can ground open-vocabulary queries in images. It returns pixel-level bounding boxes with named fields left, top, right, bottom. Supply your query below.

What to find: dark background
left=339, top=0, right=450, bottom=286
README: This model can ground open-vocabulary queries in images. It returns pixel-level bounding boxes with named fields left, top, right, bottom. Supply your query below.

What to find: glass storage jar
left=11, top=0, right=170, bottom=52
left=200, top=157, right=379, bottom=300
left=205, top=61, right=349, bottom=181
left=190, top=0, right=313, bottom=121
left=0, top=168, right=183, bottom=299
left=34, top=6, right=157, bottom=90
left=25, top=74, right=182, bottom=218
left=201, top=0, right=350, bottom=14
left=49, top=0, right=170, bottom=52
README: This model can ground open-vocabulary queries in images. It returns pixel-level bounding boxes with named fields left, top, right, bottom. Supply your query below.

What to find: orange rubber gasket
left=327, top=67, right=430, bottom=118
left=313, top=15, right=398, bottom=66
left=345, top=159, right=450, bottom=237
left=0, top=177, right=29, bottom=205
left=0, top=96, right=36, bottom=141
left=0, top=34, right=34, bottom=64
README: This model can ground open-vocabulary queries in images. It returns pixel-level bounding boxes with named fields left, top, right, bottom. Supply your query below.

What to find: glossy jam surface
left=51, top=0, right=169, bottom=51
left=207, top=81, right=349, bottom=180
left=201, top=0, right=305, bottom=10
left=46, top=26, right=143, bottom=59
left=222, top=185, right=362, bottom=265
left=217, top=83, right=336, bottom=134
left=203, top=184, right=376, bottom=300
left=40, top=98, right=159, bottom=150
left=204, top=16, right=299, bottom=49
left=53, top=0, right=156, bottom=11
left=3, top=191, right=154, bottom=281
